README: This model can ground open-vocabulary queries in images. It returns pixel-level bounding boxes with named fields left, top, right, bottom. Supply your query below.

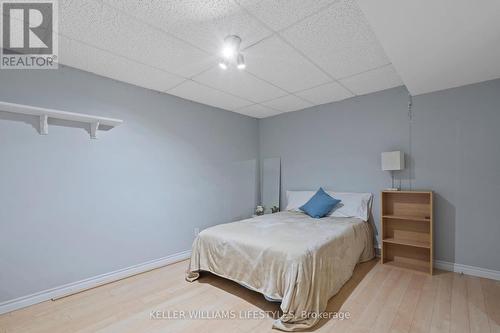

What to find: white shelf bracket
left=40, top=114, right=48, bottom=135
left=90, top=121, right=100, bottom=139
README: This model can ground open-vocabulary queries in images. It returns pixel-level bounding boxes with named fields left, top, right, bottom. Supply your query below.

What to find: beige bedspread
left=186, top=211, right=374, bottom=331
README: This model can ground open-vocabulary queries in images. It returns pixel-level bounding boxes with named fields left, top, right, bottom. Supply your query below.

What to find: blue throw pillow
left=300, top=188, right=341, bottom=219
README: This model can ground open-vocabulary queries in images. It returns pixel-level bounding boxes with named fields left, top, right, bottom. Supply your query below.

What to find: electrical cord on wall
left=407, top=93, right=413, bottom=190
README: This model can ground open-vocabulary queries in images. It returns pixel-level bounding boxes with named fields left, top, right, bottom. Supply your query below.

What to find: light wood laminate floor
left=1, top=259, right=499, bottom=333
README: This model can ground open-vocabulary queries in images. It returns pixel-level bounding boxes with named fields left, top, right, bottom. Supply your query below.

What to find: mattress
left=186, top=211, right=374, bottom=331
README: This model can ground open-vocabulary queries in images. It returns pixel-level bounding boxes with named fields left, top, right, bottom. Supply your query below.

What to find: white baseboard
left=434, top=260, right=500, bottom=281
left=0, top=249, right=191, bottom=315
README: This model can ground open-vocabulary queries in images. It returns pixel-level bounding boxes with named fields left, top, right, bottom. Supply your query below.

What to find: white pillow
left=285, top=190, right=373, bottom=221
left=285, top=190, right=315, bottom=211
left=326, top=191, right=373, bottom=221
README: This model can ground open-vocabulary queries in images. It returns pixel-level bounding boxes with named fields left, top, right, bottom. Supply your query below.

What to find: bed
left=186, top=196, right=374, bottom=331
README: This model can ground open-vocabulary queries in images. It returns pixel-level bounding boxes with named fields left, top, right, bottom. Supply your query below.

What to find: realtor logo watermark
left=1, top=0, right=58, bottom=69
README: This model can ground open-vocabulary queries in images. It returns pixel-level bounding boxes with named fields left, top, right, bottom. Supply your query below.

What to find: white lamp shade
left=382, top=151, right=405, bottom=171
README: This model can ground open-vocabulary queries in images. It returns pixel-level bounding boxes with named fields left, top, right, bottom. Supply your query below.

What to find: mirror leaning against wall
left=261, top=157, right=281, bottom=214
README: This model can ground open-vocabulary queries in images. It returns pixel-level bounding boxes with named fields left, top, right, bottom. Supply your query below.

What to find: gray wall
left=1, top=65, right=498, bottom=305
left=0, top=66, right=259, bottom=303
left=259, top=79, right=500, bottom=271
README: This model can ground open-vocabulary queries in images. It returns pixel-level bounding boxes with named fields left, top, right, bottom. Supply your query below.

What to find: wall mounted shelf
left=0, top=101, right=123, bottom=139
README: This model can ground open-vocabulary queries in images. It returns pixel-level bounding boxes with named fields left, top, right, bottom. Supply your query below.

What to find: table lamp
left=381, top=151, right=405, bottom=191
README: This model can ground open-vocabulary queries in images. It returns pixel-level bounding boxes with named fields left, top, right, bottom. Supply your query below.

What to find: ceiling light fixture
left=219, top=35, right=246, bottom=70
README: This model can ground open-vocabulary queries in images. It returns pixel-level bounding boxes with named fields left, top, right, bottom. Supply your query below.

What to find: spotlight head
left=236, top=53, right=246, bottom=70
left=218, top=58, right=229, bottom=70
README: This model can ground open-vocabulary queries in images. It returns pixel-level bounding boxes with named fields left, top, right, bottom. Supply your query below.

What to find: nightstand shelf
left=381, top=191, right=433, bottom=274
left=382, top=215, right=430, bottom=222
left=383, top=237, right=430, bottom=249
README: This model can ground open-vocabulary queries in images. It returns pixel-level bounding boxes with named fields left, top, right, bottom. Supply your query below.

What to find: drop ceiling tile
left=295, top=81, right=354, bottom=104
left=59, top=37, right=185, bottom=92
left=58, top=0, right=104, bottom=41
left=103, top=0, right=272, bottom=54
left=59, top=2, right=212, bottom=77
left=100, top=5, right=214, bottom=78
left=261, top=94, right=313, bottom=112
left=168, top=81, right=252, bottom=111
left=245, top=35, right=331, bottom=92
left=193, top=67, right=288, bottom=103
left=237, top=0, right=338, bottom=31
left=58, top=0, right=112, bottom=49
left=234, top=104, right=283, bottom=118
left=280, top=0, right=391, bottom=79
left=87, top=52, right=186, bottom=93
left=339, top=65, right=403, bottom=95
left=57, top=36, right=91, bottom=71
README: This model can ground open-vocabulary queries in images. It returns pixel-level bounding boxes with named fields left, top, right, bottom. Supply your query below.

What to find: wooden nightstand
left=381, top=190, right=433, bottom=274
